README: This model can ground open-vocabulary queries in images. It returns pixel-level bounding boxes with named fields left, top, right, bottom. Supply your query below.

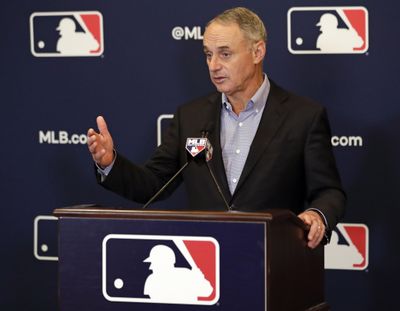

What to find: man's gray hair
left=207, top=7, right=267, bottom=44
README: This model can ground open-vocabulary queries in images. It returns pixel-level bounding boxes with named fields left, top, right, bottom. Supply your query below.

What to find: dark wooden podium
left=54, top=207, right=329, bottom=311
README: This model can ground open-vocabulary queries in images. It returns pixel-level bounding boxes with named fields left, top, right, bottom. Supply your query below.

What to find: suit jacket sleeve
left=96, top=110, right=184, bottom=204
left=304, top=106, right=346, bottom=230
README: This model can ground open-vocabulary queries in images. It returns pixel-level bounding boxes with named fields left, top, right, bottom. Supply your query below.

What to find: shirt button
left=236, top=149, right=240, bottom=154
left=255, top=109, right=259, bottom=113
left=232, top=178, right=237, bottom=183
left=238, top=122, right=243, bottom=127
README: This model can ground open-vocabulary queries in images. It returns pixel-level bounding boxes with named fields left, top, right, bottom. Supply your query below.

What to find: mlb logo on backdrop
left=325, top=223, right=369, bottom=270
left=102, top=234, right=220, bottom=305
left=30, top=11, right=104, bottom=57
left=287, top=6, right=369, bottom=54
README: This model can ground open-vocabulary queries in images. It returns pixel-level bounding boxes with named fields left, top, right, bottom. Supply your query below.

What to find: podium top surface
left=53, top=205, right=307, bottom=229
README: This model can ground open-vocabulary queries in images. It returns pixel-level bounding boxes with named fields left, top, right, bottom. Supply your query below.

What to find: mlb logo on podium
left=102, top=234, right=220, bottom=305
left=324, top=223, right=369, bottom=270
left=287, top=6, right=368, bottom=54
left=29, top=11, right=104, bottom=57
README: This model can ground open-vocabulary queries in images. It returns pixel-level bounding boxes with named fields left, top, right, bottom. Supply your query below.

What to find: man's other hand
left=87, top=116, right=115, bottom=168
left=298, top=210, right=326, bottom=249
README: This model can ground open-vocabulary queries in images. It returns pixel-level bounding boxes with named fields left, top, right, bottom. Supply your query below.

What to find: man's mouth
left=212, top=76, right=227, bottom=84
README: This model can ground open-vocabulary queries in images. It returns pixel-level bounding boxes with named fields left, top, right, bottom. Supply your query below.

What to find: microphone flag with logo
left=185, top=138, right=213, bottom=162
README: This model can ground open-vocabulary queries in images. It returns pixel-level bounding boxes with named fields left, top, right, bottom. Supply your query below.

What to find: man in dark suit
left=87, top=7, right=345, bottom=249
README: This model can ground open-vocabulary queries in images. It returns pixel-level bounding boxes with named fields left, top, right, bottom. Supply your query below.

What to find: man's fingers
left=87, top=128, right=101, bottom=144
left=308, top=219, right=319, bottom=240
left=88, top=141, right=96, bottom=153
left=308, top=229, right=324, bottom=249
left=87, top=127, right=109, bottom=148
left=87, top=130, right=100, bottom=147
left=307, top=220, right=325, bottom=249
left=87, top=128, right=96, bottom=136
left=298, top=212, right=312, bottom=226
left=96, top=116, right=110, bottom=137
left=89, top=142, right=106, bottom=161
left=87, top=134, right=96, bottom=145
left=298, top=210, right=326, bottom=249
left=87, top=131, right=104, bottom=156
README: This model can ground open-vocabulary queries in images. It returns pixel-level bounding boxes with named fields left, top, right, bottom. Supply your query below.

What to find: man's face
left=203, top=22, right=262, bottom=99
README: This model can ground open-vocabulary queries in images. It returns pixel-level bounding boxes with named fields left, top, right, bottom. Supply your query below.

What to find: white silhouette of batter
left=143, top=244, right=213, bottom=303
left=56, top=18, right=99, bottom=55
left=316, top=13, right=363, bottom=53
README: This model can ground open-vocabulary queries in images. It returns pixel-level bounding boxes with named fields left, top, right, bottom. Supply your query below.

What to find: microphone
left=142, top=136, right=211, bottom=209
left=199, top=131, right=231, bottom=211
left=143, top=121, right=230, bottom=210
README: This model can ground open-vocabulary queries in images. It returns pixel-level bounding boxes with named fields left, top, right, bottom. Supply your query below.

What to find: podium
left=54, top=207, right=329, bottom=311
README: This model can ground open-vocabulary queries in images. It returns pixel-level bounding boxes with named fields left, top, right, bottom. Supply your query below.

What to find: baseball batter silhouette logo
left=102, top=234, right=220, bottom=305
left=143, top=244, right=213, bottom=303
left=30, top=11, right=104, bottom=57
left=324, top=223, right=369, bottom=270
left=287, top=6, right=368, bottom=54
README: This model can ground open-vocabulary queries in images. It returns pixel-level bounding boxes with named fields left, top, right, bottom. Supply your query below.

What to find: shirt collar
left=222, top=73, right=271, bottom=113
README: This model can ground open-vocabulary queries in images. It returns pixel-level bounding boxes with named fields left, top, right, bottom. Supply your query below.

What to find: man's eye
left=221, top=52, right=231, bottom=58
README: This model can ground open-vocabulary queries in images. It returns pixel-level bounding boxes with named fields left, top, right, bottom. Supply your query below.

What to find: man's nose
left=208, top=56, right=221, bottom=71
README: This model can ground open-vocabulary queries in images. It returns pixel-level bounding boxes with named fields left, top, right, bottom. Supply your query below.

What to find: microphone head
left=202, top=121, right=215, bottom=136
left=205, top=139, right=213, bottom=162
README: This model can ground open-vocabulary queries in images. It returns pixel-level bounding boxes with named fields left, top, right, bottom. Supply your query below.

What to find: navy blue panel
left=59, top=218, right=266, bottom=310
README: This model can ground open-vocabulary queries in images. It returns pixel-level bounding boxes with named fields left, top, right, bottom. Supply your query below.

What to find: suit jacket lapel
left=232, top=82, right=289, bottom=199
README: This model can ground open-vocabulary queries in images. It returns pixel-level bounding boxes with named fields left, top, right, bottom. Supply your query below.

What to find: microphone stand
left=142, top=162, right=189, bottom=209
left=206, top=161, right=231, bottom=210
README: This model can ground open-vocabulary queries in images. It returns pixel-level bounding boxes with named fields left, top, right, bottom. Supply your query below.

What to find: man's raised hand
left=87, top=116, right=115, bottom=168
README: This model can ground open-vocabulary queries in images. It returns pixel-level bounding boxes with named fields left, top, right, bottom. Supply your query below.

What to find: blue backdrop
left=1, top=0, right=399, bottom=310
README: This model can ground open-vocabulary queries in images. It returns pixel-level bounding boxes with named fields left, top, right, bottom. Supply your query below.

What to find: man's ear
left=252, top=41, right=266, bottom=64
